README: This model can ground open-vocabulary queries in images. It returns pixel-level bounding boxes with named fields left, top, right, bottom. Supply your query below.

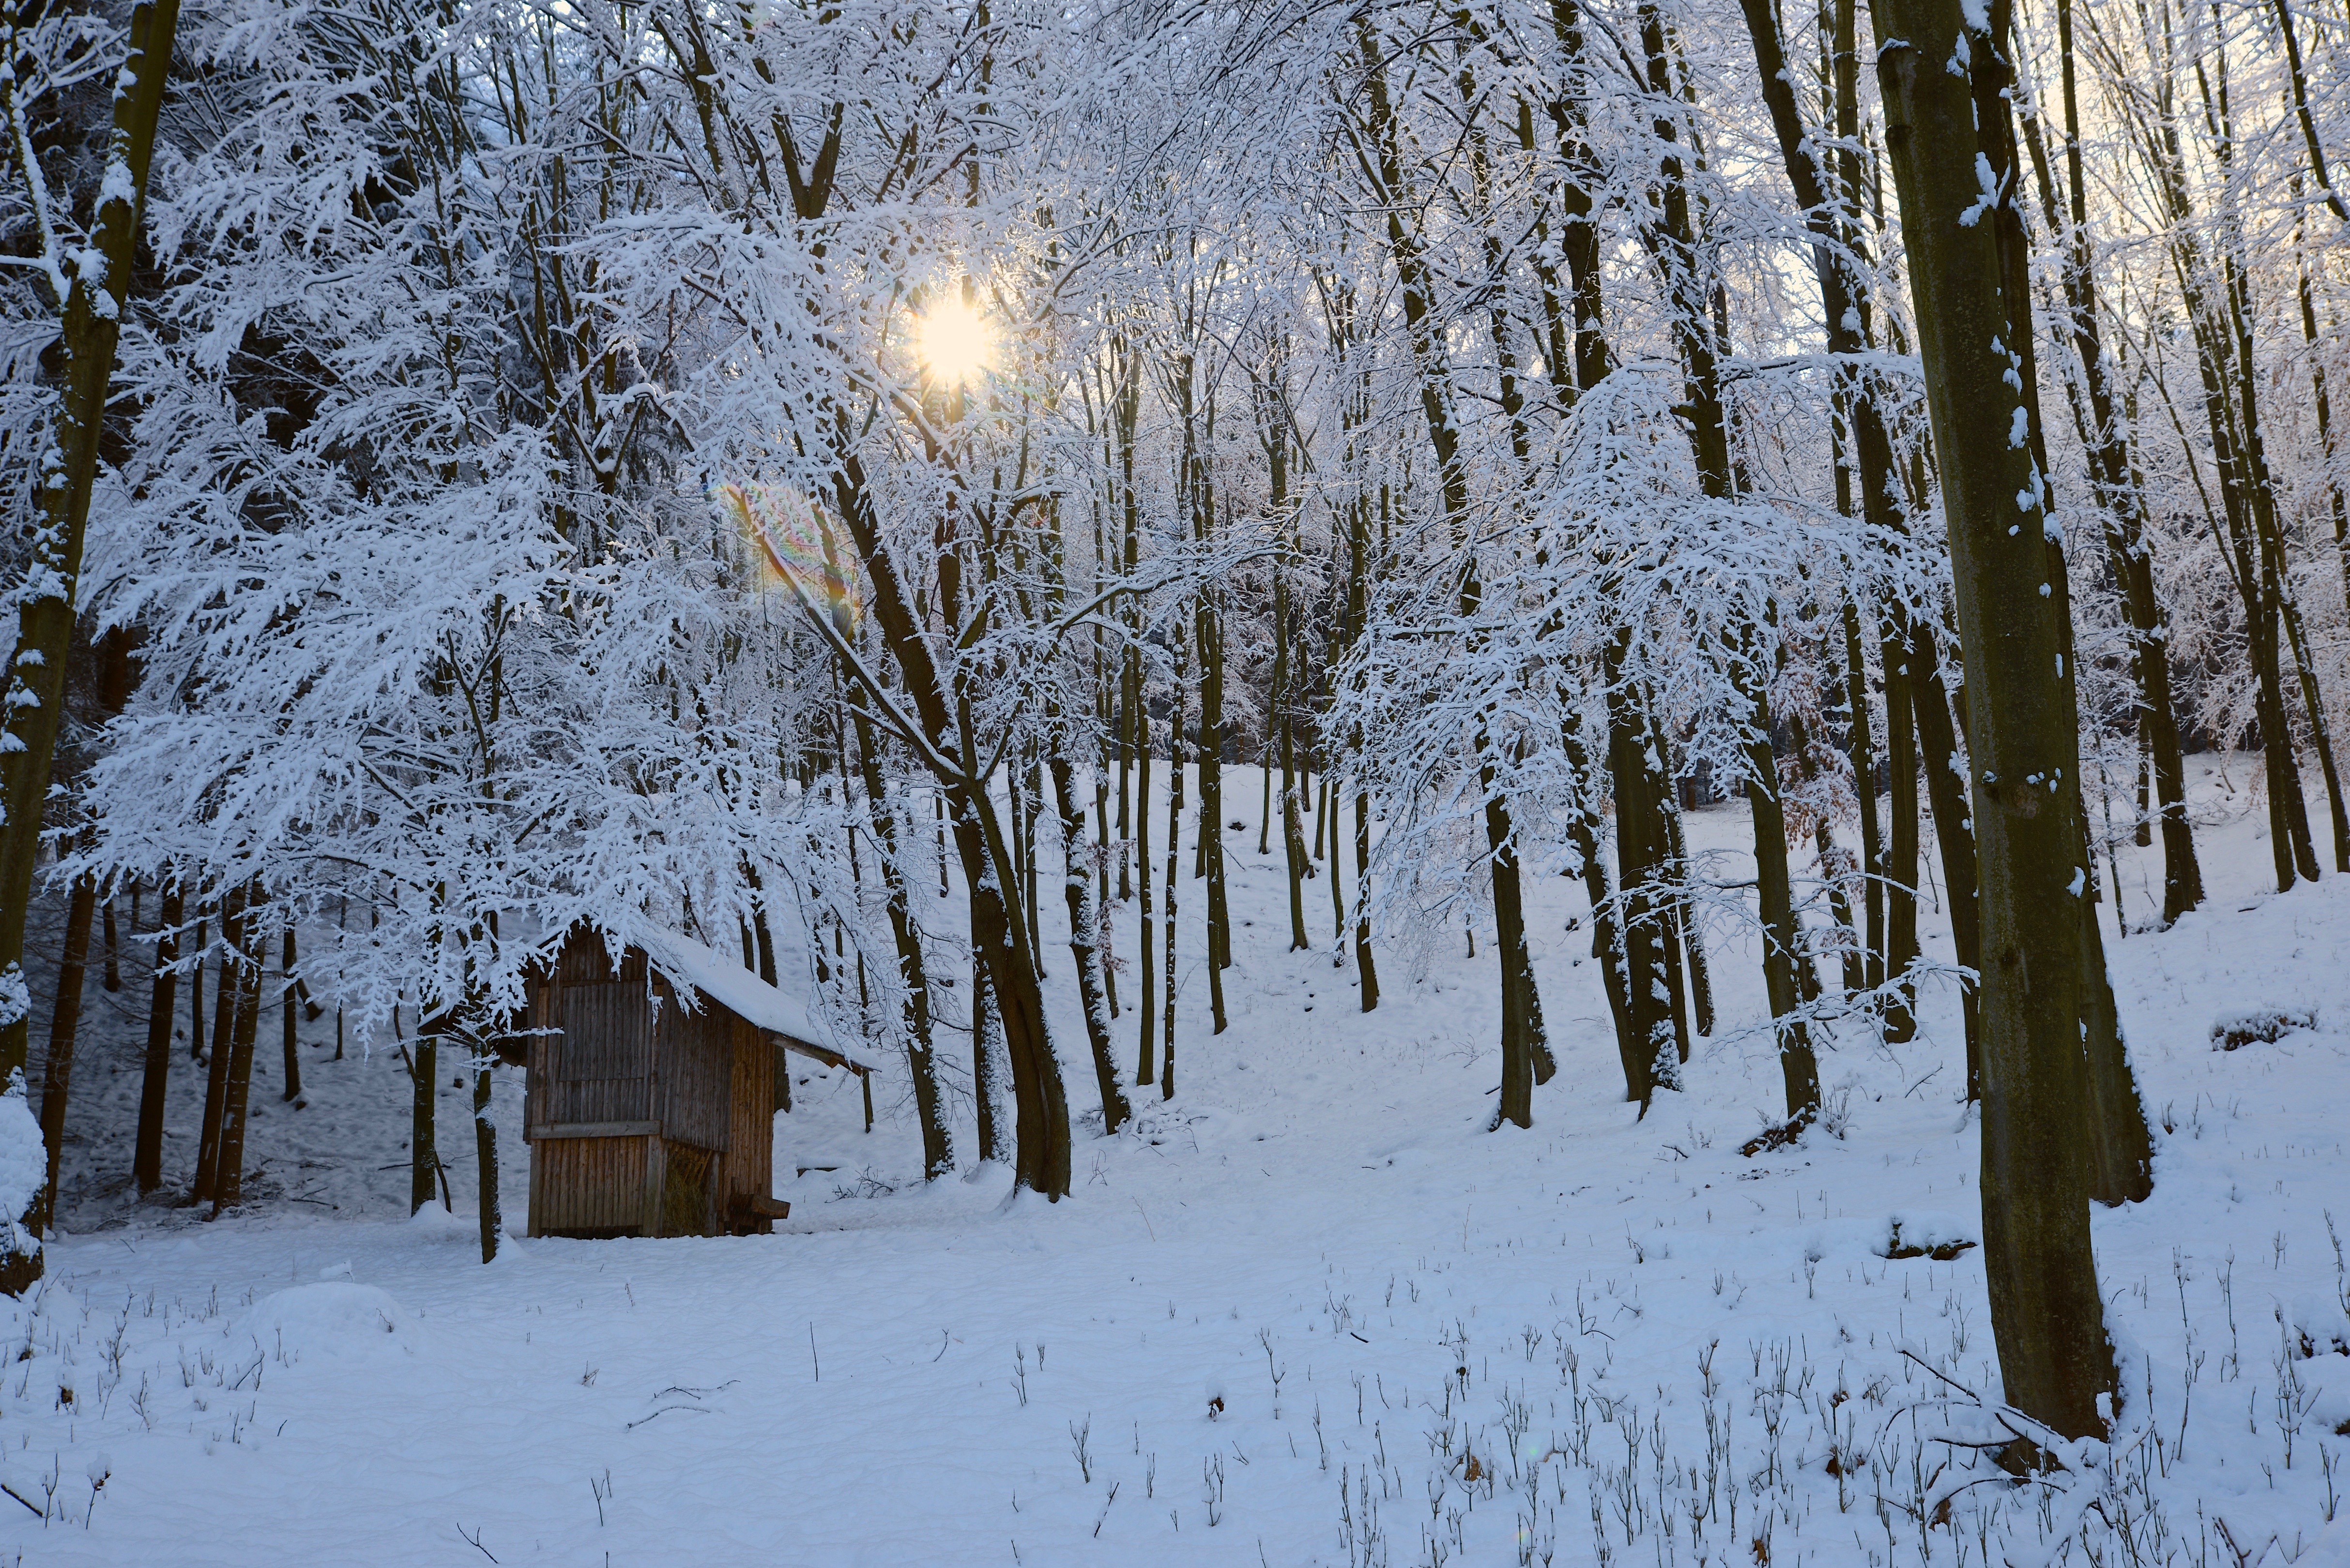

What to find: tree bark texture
left=1871, top=0, right=2115, bottom=1440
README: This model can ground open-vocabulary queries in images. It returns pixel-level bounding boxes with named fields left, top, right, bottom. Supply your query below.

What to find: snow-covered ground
left=3, top=759, right=2346, bottom=1566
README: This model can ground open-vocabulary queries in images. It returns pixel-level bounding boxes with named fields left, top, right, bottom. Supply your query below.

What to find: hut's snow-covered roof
left=634, top=926, right=874, bottom=1076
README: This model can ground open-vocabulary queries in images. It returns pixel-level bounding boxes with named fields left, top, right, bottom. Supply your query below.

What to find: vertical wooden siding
left=525, top=929, right=761, bottom=1238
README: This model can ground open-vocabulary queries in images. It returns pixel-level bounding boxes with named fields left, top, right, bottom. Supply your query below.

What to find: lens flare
left=917, top=296, right=994, bottom=384
left=717, top=483, right=863, bottom=635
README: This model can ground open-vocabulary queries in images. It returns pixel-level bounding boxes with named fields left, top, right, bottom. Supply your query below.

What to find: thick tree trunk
left=0, top=0, right=182, bottom=1294
left=1871, top=0, right=2114, bottom=1440
left=134, top=884, right=183, bottom=1195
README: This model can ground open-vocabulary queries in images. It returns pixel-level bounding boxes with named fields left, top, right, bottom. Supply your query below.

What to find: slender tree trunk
left=101, top=896, right=119, bottom=994
left=1162, top=623, right=1186, bottom=1100
left=2016, top=9, right=2202, bottom=916
left=1527, top=13, right=1649, bottom=1094
left=1561, top=705, right=1638, bottom=1064
left=472, top=1024, right=500, bottom=1261
left=1790, top=714, right=1864, bottom=996
left=1479, top=729, right=1551, bottom=1127
left=1871, top=0, right=2114, bottom=1439
left=188, top=917, right=206, bottom=1061
left=409, top=1020, right=439, bottom=1214
left=1878, top=625, right=1921, bottom=1039
left=1911, top=630, right=1984, bottom=1094
left=1743, top=694, right=1824, bottom=1121
left=0, top=0, right=182, bottom=1294
left=1354, top=790, right=1380, bottom=1010
left=1327, top=765, right=1347, bottom=944
left=34, top=875, right=97, bottom=1231
left=1659, top=791, right=1712, bottom=1043
left=1358, top=31, right=1555, bottom=1116
left=280, top=929, right=302, bottom=1104
left=850, top=710, right=952, bottom=1178
left=1605, top=657, right=1681, bottom=1109
left=193, top=891, right=244, bottom=1206
left=1275, top=581, right=1310, bottom=952
left=209, top=917, right=262, bottom=1217
left=972, top=955, right=1008, bottom=1165
left=134, top=884, right=183, bottom=1195
left=1257, top=740, right=1272, bottom=858
left=1843, top=601, right=1886, bottom=985
left=1135, top=719, right=1156, bottom=1086
left=1196, top=625, right=1230, bottom=1034
left=1049, top=754, right=1130, bottom=1132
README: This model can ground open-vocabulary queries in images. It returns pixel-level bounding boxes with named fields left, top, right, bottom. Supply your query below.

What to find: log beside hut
left=522, top=926, right=869, bottom=1239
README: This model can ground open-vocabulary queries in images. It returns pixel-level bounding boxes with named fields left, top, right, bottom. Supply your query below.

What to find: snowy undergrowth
left=0, top=760, right=2345, bottom=1567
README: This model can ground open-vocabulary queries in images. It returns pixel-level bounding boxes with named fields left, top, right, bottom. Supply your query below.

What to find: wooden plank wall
left=720, top=1018, right=776, bottom=1232
left=528, top=1134, right=650, bottom=1237
left=652, top=985, right=733, bottom=1153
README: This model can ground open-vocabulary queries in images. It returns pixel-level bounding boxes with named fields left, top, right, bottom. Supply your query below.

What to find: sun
left=916, top=296, right=994, bottom=385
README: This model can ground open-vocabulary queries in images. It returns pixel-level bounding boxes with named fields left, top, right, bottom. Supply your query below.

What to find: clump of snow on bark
left=0, top=1068, right=44, bottom=1253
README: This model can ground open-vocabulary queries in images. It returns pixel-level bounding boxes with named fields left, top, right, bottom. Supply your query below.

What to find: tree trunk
left=1878, top=625, right=1921, bottom=1040
left=1843, top=602, right=1886, bottom=985
left=1605, top=659, right=1682, bottom=1109
left=1482, top=750, right=1550, bottom=1128
left=1871, top=0, right=2114, bottom=1440
left=972, top=954, right=1008, bottom=1165
left=1135, top=721, right=1156, bottom=1086
left=409, top=1022, right=439, bottom=1214
left=134, top=884, right=183, bottom=1194
left=1744, top=705, right=1823, bottom=1122
left=2017, top=10, right=2203, bottom=918
left=0, top=0, right=182, bottom=1294
left=280, top=929, right=303, bottom=1104
left=34, top=875, right=97, bottom=1231
left=1354, top=790, right=1380, bottom=1011
left=188, top=918, right=206, bottom=1061
left=1049, top=755, right=1130, bottom=1133
left=1910, top=630, right=1984, bottom=1094
left=1162, top=624, right=1186, bottom=1100
left=850, top=709, right=952, bottom=1178
left=209, top=919, right=263, bottom=1217
left=192, top=891, right=245, bottom=1206
left=472, top=1029, right=500, bottom=1262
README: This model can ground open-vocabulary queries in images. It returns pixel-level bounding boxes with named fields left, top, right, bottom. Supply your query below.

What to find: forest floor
left=1, top=758, right=2346, bottom=1567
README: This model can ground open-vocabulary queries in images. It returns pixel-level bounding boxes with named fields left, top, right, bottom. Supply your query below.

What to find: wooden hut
left=522, top=925, right=861, bottom=1239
